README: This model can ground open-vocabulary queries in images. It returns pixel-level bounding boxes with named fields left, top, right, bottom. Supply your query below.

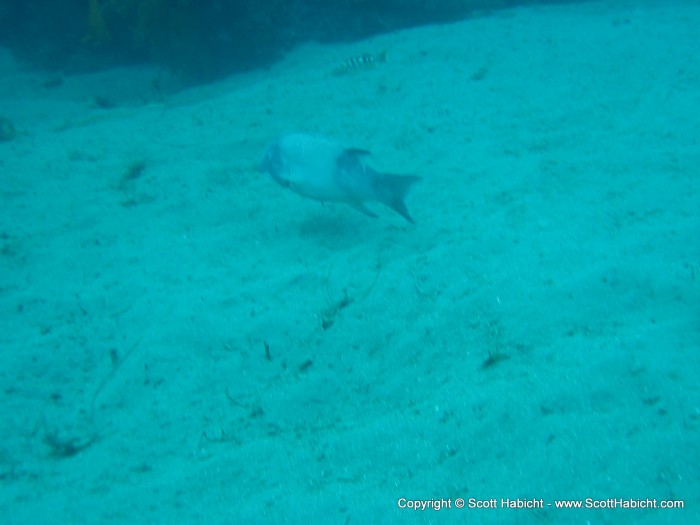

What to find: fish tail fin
left=374, top=173, right=420, bottom=224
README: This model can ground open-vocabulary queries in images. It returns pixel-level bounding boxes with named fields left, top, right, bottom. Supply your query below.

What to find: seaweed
left=0, top=117, right=16, bottom=142
left=321, top=289, right=353, bottom=331
left=481, top=348, right=510, bottom=369
left=41, top=419, right=97, bottom=459
left=319, top=252, right=382, bottom=331
left=118, top=159, right=147, bottom=188
left=116, top=160, right=150, bottom=207
left=83, top=0, right=110, bottom=45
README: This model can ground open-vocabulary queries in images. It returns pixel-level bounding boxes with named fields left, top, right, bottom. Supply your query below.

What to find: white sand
left=1, top=1, right=698, bottom=523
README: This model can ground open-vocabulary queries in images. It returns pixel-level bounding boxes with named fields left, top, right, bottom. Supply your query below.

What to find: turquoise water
left=0, top=1, right=698, bottom=524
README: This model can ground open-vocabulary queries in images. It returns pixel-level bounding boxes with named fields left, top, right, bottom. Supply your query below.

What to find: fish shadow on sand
left=297, top=209, right=375, bottom=241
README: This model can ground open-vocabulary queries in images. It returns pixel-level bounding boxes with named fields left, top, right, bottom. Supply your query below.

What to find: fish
left=260, top=133, right=420, bottom=223
left=332, top=50, right=387, bottom=76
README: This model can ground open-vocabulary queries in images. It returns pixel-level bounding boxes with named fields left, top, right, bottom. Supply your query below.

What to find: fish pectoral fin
left=344, top=148, right=371, bottom=157
left=348, top=202, right=379, bottom=218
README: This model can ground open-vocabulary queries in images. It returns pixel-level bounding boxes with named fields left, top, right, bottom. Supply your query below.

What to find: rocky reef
left=0, top=0, right=580, bottom=83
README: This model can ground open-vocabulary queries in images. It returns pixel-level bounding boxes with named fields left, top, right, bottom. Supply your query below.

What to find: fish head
left=260, top=141, right=290, bottom=188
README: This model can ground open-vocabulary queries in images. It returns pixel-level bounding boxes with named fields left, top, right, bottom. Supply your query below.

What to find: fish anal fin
left=348, top=202, right=379, bottom=218
left=375, top=173, right=420, bottom=224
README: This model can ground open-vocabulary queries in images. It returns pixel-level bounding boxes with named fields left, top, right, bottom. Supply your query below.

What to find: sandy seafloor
left=1, top=1, right=699, bottom=524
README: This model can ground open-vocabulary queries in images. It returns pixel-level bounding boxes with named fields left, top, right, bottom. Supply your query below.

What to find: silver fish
left=260, top=133, right=419, bottom=223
